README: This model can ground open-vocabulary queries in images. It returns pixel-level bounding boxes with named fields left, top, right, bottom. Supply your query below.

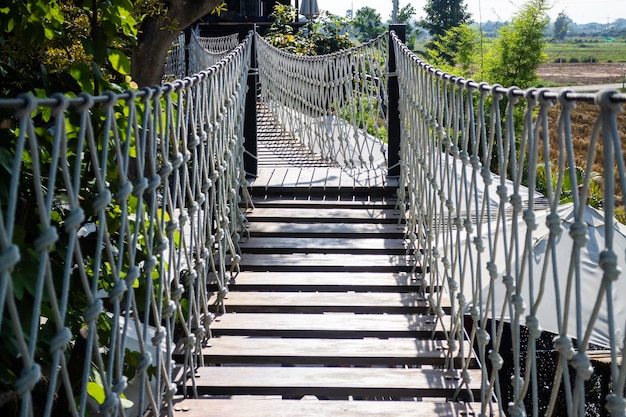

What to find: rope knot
left=49, top=327, right=72, bottom=354
left=599, top=249, right=621, bottom=282
left=477, top=328, right=491, bottom=346
left=569, top=219, right=588, bottom=247
left=487, top=261, right=498, bottom=279
left=553, top=335, right=575, bottom=360
left=125, top=266, right=140, bottom=288
left=511, top=294, right=525, bottom=315
left=481, top=166, right=493, bottom=185
left=558, top=90, right=577, bottom=110
left=488, top=350, right=504, bottom=370
left=35, top=226, right=59, bottom=253
left=496, top=184, right=509, bottom=201
left=508, top=403, right=527, bottom=417
left=15, top=363, right=41, bottom=396
left=571, top=352, right=594, bottom=380
left=509, top=193, right=523, bottom=212
left=0, top=244, right=21, bottom=274
left=595, top=89, right=623, bottom=113
left=109, top=279, right=127, bottom=302
left=605, top=394, right=626, bottom=415
left=522, top=209, right=537, bottom=231
left=503, top=274, right=515, bottom=292
left=473, top=236, right=485, bottom=253
left=546, top=212, right=562, bottom=235
left=525, top=315, right=542, bottom=339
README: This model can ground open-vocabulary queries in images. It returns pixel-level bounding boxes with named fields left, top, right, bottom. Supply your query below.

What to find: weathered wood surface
left=209, top=313, right=446, bottom=339
left=220, top=271, right=425, bottom=292
left=167, top=399, right=491, bottom=417
left=214, top=291, right=446, bottom=314
left=194, top=336, right=474, bottom=367
left=186, top=366, right=481, bottom=399
left=172, top=162, right=487, bottom=415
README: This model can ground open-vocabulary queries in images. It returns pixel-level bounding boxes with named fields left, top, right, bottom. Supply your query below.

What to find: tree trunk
left=132, top=0, right=223, bottom=87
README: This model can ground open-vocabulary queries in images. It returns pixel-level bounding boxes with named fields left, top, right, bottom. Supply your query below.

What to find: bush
left=569, top=57, right=579, bottom=63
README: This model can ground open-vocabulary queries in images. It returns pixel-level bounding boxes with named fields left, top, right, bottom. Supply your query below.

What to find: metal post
left=244, top=24, right=258, bottom=178
left=387, top=24, right=405, bottom=178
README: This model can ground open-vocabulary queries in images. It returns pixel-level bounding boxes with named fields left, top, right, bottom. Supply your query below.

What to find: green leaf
left=87, top=381, right=106, bottom=405
left=108, top=49, right=131, bottom=75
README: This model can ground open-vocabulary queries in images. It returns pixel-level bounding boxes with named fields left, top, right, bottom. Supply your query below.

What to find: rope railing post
left=387, top=24, right=405, bottom=178
left=244, top=24, right=258, bottom=178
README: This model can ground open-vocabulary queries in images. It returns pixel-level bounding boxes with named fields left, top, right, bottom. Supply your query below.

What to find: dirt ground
left=538, top=62, right=626, bottom=85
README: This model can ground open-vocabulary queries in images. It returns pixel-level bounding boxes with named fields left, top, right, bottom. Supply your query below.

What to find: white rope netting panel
left=163, top=32, right=186, bottom=81
left=0, top=32, right=252, bottom=417
left=392, top=32, right=626, bottom=417
left=189, top=31, right=240, bottom=75
left=256, top=33, right=388, bottom=169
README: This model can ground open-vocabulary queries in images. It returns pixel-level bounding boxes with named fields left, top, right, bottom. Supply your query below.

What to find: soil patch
left=538, top=62, right=626, bottom=85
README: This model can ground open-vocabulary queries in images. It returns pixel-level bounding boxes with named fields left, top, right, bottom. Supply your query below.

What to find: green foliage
left=427, top=23, right=481, bottom=77
left=265, top=5, right=353, bottom=55
left=392, top=4, right=422, bottom=50
left=536, top=163, right=604, bottom=208
left=0, top=0, right=140, bottom=97
left=422, top=0, right=471, bottom=39
left=483, top=0, right=550, bottom=89
left=352, top=6, right=385, bottom=43
left=553, top=11, right=572, bottom=41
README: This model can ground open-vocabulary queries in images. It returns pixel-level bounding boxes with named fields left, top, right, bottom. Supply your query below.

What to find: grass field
left=544, top=38, right=626, bottom=63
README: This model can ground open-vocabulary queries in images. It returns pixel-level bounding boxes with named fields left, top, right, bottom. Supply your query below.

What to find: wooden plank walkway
left=165, top=107, right=491, bottom=416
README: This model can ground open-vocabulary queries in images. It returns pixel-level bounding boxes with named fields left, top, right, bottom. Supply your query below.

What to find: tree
left=133, top=0, right=224, bottom=86
left=0, top=0, right=225, bottom=95
left=352, top=7, right=385, bottom=43
left=422, top=0, right=471, bottom=39
left=427, top=23, right=481, bottom=77
left=392, top=4, right=419, bottom=49
left=484, top=0, right=550, bottom=89
left=553, top=11, right=572, bottom=41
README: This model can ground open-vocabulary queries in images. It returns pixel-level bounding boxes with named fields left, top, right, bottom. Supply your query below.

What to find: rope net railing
left=164, top=31, right=240, bottom=82
left=256, top=32, right=389, bottom=169
left=0, top=31, right=252, bottom=417
left=392, top=32, right=626, bottom=416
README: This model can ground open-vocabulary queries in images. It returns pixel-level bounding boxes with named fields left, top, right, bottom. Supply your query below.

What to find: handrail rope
left=392, top=29, right=626, bottom=417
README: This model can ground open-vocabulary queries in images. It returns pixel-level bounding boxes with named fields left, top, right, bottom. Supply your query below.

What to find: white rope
left=392, top=31, right=626, bottom=417
left=256, top=32, right=388, bottom=169
left=189, top=31, right=240, bottom=74
left=0, top=32, right=252, bottom=417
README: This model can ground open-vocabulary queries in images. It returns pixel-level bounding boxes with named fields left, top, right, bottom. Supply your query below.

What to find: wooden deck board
left=245, top=222, right=406, bottom=238
left=216, top=291, right=446, bottom=314
left=239, top=237, right=408, bottom=255
left=223, top=271, right=423, bottom=292
left=209, top=313, right=446, bottom=338
left=245, top=207, right=403, bottom=223
left=167, top=398, right=492, bottom=417
left=184, top=366, right=482, bottom=399
left=192, top=337, right=473, bottom=367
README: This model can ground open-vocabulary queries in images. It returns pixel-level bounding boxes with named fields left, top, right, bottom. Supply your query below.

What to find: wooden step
left=235, top=253, right=419, bottom=273
left=167, top=398, right=491, bottom=417
left=245, top=207, right=403, bottom=224
left=239, top=237, right=409, bottom=255
left=220, top=272, right=425, bottom=292
left=210, top=313, right=447, bottom=339
left=189, top=337, right=475, bottom=367
left=217, top=291, right=442, bottom=314
left=246, top=198, right=400, bottom=209
left=215, top=292, right=448, bottom=314
left=183, top=366, right=482, bottom=399
left=245, top=222, right=406, bottom=238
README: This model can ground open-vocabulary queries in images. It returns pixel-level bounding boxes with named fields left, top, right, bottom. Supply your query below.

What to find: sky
left=311, top=0, right=626, bottom=25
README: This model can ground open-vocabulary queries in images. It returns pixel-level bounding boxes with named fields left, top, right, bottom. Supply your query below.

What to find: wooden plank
left=184, top=366, right=482, bottom=399
left=167, top=398, right=491, bottom=417
left=309, top=167, right=329, bottom=190
left=239, top=237, right=408, bottom=255
left=247, top=198, right=400, bottom=209
left=215, top=292, right=447, bottom=314
left=222, top=271, right=426, bottom=292
left=246, top=222, right=406, bottom=238
left=245, top=207, right=403, bottom=224
left=235, top=253, right=420, bottom=273
left=209, top=313, right=446, bottom=339
left=193, top=337, right=474, bottom=367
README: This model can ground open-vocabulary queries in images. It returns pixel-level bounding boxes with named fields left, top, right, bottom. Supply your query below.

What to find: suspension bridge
left=1, top=25, right=626, bottom=417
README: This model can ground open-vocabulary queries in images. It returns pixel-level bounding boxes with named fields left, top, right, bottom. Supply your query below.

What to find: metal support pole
left=244, top=24, right=258, bottom=178
left=387, top=24, right=405, bottom=178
